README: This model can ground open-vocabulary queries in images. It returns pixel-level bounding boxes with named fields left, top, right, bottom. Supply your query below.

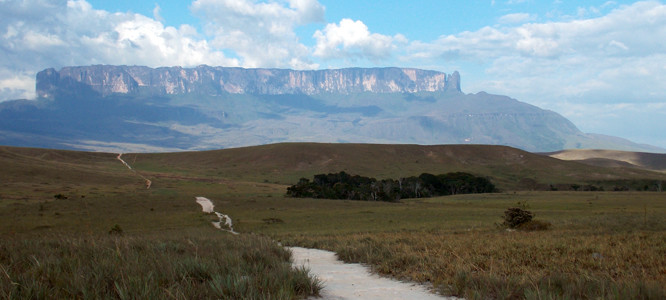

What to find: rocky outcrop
left=445, top=71, right=461, bottom=92
left=36, top=65, right=461, bottom=97
left=35, top=68, right=60, bottom=99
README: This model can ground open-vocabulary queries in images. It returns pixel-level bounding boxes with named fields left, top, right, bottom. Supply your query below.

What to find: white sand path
left=289, top=247, right=457, bottom=300
left=116, top=153, right=152, bottom=189
left=195, top=196, right=238, bottom=235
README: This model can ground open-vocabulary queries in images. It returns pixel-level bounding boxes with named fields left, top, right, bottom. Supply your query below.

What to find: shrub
left=502, top=207, right=533, bottom=228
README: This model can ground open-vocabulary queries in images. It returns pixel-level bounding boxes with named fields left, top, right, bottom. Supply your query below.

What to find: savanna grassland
left=1, top=144, right=665, bottom=299
left=0, top=146, right=321, bottom=299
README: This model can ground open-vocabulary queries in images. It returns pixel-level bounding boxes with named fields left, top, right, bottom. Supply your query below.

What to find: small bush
left=53, top=193, right=68, bottom=200
left=503, top=207, right=533, bottom=228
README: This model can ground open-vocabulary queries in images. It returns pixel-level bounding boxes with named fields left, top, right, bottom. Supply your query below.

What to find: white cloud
left=313, top=18, right=406, bottom=61
left=498, top=12, right=534, bottom=24
left=0, top=71, right=36, bottom=100
left=608, top=39, right=628, bottom=51
left=601, top=1, right=618, bottom=9
left=190, top=0, right=324, bottom=69
left=407, top=1, right=666, bottom=102
left=66, top=0, right=239, bottom=67
left=288, top=0, right=326, bottom=23
left=153, top=3, right=164, bottom=23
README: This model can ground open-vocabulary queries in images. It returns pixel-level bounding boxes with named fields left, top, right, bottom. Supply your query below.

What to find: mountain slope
left=0, top=65, right=661, bottom=153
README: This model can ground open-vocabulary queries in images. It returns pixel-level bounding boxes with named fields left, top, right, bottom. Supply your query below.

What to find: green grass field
left=1, top=144, right=664, bottom=299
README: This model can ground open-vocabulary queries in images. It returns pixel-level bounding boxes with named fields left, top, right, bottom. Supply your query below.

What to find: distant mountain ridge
left=0, top=65, right=663, bottom=153
left=36, top=65, right=460, bottom=98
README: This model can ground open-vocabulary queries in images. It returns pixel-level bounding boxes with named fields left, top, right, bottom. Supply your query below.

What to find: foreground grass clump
left=0, top=231, right=321, bottom=299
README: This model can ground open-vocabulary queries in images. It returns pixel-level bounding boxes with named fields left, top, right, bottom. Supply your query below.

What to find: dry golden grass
left=283, top=228, right=665, bottom=299
left=267, top=191, right=666, bottom=299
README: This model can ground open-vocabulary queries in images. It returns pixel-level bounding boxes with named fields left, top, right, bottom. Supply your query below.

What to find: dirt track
left=116, top=153, right=152, bottom=188
left=289, top=247, right=454, bottom=300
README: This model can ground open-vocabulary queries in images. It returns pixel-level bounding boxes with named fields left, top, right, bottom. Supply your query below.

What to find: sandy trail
left=117, top=153, right=152, bottom=189
left=195, top=196, right=215, bottom=213
left=195, top=196, right=238, bottom=234
left=289, top=247, right=455, bottom=300
left=116, top=153, right=133, bottom=170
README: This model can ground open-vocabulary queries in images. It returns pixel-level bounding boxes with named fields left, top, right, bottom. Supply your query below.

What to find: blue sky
left=1, top=0, right=665, bottom=148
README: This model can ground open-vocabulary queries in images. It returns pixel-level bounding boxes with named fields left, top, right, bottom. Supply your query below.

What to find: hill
left=1, top=65, right=662, bottom=153
left=3, top=143, right=664, bottom=192
left=546, top=149, right=666, bottom=172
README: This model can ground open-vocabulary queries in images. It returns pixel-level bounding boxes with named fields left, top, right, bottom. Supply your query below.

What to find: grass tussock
left=0, top=232, right=321, bottom=299
left=284, top=229, right=665, bottom=299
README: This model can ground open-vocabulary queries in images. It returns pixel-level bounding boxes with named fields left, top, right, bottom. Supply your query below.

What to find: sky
left=1, top=0, right=665, bottom=148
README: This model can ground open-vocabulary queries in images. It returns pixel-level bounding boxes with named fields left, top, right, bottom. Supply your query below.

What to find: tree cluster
left=286, top=171, right=496, bottom=202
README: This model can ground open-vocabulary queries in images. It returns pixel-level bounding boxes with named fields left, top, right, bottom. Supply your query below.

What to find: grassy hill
left=121, top=143, right=666, bottom=191
left=2, top=143, right=664, bottom=232
left=3, top=143, right=666, bottom=195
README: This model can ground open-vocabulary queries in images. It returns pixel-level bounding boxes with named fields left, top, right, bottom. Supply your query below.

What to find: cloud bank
left=190, top=0, right=324, bottom=69
left=313, top=18, right=406, bottom=61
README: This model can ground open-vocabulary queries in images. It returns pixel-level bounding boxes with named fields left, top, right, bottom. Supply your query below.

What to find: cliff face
left=36, top=65, right=461, bottom=98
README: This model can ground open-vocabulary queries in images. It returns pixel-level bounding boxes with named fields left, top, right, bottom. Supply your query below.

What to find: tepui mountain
left=0, top=65, right=661, bottom=153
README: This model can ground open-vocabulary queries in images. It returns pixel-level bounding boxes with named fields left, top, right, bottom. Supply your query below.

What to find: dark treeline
left=286, top=171, right=496, bottom=202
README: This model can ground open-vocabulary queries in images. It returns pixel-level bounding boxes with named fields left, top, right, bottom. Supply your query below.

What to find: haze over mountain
left=0, top=65, right=662, bottom=153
